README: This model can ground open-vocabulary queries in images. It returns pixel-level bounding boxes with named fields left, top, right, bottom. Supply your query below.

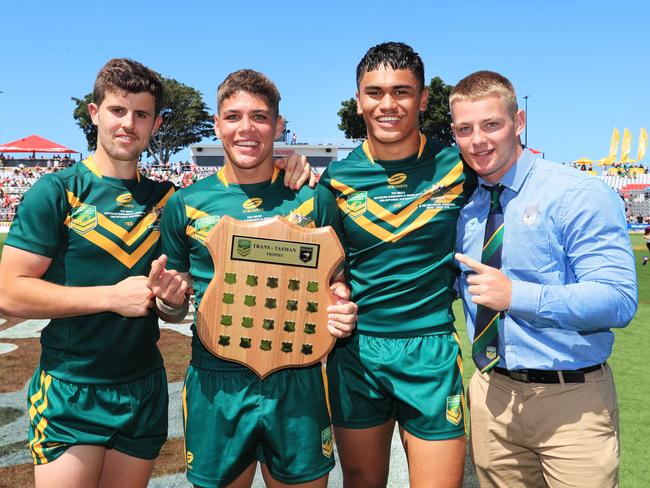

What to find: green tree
left=71, top=93, right=96, bottom=151
left=336, top=76, right=455, bottom=146
left=419, top=76, right=454, bottom=146
left=71, top=77, right=214, bottom=164
left=337, top=98, right=366, bottom=140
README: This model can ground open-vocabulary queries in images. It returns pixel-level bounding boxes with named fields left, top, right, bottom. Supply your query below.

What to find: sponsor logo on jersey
left=321, top=426, right=333, bottom=458
left=236, top=238, right=252, bottom=256
left=70, top=204, right=98, bottom=235
left=387, top=173, right=408, bottom=188
left=346, top=191, right=367, bottom=219
left=446, top=395, right=462, bottom=425
left=243, top=198, right=263, bottom=212
left=192, top=215, right=220, bottom=244
left=186, top=450, right=194, bottom=468
left=486, top=346, right=497, bottom=360
left=116, top=193, right=133, bottom=204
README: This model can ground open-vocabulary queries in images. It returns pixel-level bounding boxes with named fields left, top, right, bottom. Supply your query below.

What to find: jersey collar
left=216, top=165, right=280, bottom=187
left=82, top=154, right=141, bottom=182
left=362, top=133, right=426, bottom=164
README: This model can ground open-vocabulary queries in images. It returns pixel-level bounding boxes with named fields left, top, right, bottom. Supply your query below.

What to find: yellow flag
left=637, top=128, right=647, bottom=162
left=620, top=128, right=633, bottom=163
left=598, top=128, right=620, bottom=165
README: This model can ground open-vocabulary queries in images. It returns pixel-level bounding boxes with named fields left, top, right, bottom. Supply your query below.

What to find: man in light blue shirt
left=451, top=70, right=637, bottom=488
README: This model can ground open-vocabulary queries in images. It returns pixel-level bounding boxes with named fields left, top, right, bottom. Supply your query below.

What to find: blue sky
left=1, top=1, right=649, bottom=163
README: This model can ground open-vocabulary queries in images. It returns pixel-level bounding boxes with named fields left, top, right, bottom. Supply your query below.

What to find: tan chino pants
left=468, top=364, right=619, bottom=488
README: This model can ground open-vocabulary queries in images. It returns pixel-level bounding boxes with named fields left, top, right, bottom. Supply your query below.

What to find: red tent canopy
left=0, top=134, right=78, bottom=154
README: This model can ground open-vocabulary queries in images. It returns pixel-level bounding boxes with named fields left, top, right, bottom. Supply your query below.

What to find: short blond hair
left=449, top=70, right=518, bottom=117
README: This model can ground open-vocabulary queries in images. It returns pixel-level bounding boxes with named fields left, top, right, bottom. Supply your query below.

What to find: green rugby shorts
left=326, top=331, right=467, bottom=440
left=28, top=367, right=168, bottom=464
left=182, top=363, right=334, bottom=487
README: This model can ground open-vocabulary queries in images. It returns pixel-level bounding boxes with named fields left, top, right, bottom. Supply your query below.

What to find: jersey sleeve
left=5, top=174, right=68, bottom=257
left=160, top=191, right=191, bottom=273
left=313, top=180, right=346, bottom=249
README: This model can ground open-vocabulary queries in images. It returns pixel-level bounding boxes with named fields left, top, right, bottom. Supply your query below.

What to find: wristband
left=156, top=296, right=188, bottom=316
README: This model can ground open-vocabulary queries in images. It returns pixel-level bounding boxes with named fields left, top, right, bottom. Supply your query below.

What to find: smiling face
left=88, top=90, right=161, bottom=176
left=451, top=95, right=525, bottom=184
left=356, top=66, right=428, bottom=160
left=215, top=90, right=283, bottom=183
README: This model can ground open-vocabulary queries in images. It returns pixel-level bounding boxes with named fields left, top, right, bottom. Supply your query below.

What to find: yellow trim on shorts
left=451, top=332, right=469, bottom=436
left=320, top=363, right=332, bottom=420
left=28, top=370, right=53, bottom=464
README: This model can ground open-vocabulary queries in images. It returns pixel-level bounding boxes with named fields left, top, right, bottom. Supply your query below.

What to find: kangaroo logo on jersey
left=192, top=215, right=220, bottom=244
left=321, top=426, right=333, bottom=458
left=346, top=191, right=368, bottom=219
left=115, top=192, right=133, bottom=204
left=70, top=204, right=97, bottom=235
left=236, top=238, right=252, bottom=256
left=387, top=173, right=407, bottom=187
left=446, top=395, right=462, bottom=425
left=243, top=198, right=263, bottom=211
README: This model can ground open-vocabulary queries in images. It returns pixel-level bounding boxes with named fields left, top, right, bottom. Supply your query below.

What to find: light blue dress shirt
left=456, top=149, right=638, bottom=370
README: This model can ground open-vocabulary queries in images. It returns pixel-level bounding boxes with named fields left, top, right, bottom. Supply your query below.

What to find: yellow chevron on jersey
left=63, top=187, right=173, bottom=269
left=339, top=182, right=464, bottom=243
left=332, top=159, right=465, bottom=230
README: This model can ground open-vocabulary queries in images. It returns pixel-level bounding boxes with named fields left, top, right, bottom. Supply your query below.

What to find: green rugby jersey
left=161, top=167, right=342, bottom=371
left=318, top=135, right=477, bottom=336
left=5, top=157, right=175, bottom=383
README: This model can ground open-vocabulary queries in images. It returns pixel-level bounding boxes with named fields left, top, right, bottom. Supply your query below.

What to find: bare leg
left=334, top=420, right=395, bottom=488
left=400, top=427, right=466, bottom=488
left=34, top=445, right=105, bottom=488
left=219, top=461, right=257, bottom=488
left=98, top=449, right=155, bottom=488
left=261, top=463, right=328, bottom=488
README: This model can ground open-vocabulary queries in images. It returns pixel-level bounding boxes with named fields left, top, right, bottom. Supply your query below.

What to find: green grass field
left=453, top=233, right=650, bottom=487
left=0, top=232, right=648, bottom=485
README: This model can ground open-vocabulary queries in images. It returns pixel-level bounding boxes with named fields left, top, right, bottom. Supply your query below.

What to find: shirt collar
left=478, top=147, right=535, bottom=194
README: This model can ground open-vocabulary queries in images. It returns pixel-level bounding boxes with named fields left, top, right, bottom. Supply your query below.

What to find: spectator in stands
left=644, top=226, right=650, bottom=265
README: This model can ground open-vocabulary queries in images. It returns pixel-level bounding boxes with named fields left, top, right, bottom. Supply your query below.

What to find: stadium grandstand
left=2, top=150, right=649, bottom=231
left=0, top=161, right=215, bottom=231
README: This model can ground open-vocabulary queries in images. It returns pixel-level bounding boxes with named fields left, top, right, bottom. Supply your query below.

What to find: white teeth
left=378, top=116, right=400, bottom=122
left=236, top=141, right=258, bottom=146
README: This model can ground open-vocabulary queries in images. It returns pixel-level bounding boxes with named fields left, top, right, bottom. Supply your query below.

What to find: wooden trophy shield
left=196, top=215, right=345, bottom=379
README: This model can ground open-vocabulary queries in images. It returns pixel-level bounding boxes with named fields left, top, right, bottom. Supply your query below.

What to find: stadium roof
left=0, top=134, right=78, bottom=154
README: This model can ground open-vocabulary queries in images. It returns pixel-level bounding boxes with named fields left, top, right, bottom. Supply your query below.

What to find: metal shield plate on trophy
left=196, top=215, right=345, bottom=379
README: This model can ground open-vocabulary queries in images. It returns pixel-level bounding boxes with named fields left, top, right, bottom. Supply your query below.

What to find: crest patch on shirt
left=346, top=191, right=368, bottom=219
left=70, top=204, right=97, bottom=235
left=523, top=205, right=539, bottom=225
left=191, top=215, right=220, bottom=244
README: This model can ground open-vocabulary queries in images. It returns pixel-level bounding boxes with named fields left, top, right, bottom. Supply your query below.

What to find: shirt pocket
left=505, top=229, right=555, bottom=276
